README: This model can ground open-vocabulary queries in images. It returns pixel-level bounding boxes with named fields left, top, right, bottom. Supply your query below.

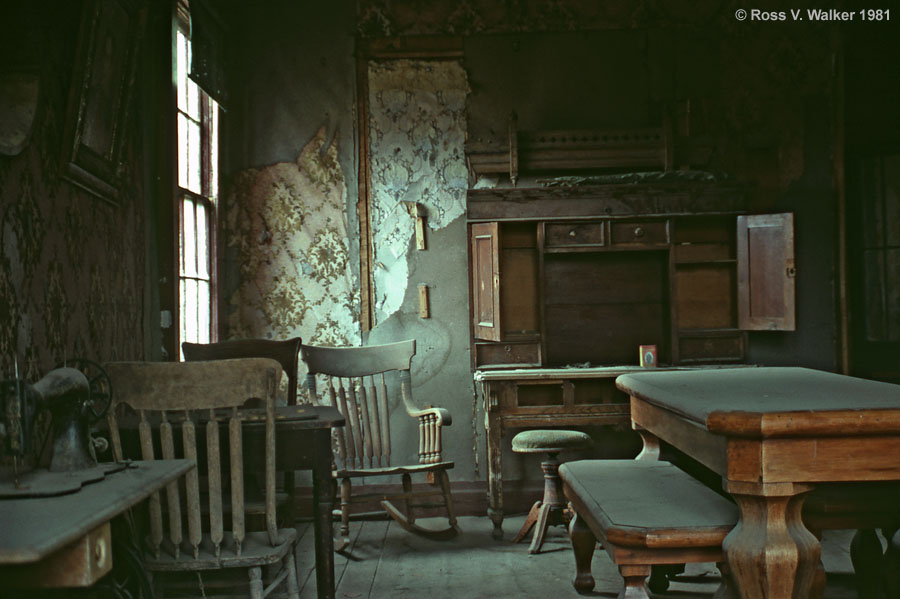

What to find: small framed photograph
left=639, top=345, right=658, bottom=368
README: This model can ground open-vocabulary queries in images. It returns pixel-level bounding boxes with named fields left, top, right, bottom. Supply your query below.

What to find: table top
left=475, top=364, right=751, bottom=382
left=617, top=367, right=900, bottom=438
left=0, top=459, right=194, bottom=564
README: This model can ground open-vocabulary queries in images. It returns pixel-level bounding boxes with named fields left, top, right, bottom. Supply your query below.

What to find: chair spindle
left=181, top=410, right=202, bottom=558
left=229, top=408, right=245, bottom=556
left=206, top=409, right=223, bottom=558
left=160, top=411, right=183, bottom=558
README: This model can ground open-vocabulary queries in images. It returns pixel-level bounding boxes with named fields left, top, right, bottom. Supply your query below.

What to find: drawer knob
left=569, top=230, right=577, bottom=238
left=633, top=226, right=645, bottom=238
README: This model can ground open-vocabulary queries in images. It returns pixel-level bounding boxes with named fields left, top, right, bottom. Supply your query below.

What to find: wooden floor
left=290, top=516, right=864, bottom=599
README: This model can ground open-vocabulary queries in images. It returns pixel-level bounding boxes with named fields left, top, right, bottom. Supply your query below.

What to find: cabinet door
left=737, top=213, right=796, bottom=330
left=471, top=222, right=502, bottom=341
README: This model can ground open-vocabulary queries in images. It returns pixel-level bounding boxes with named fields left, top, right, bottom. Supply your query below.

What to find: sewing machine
left=0, top=359, right=116, bottom=496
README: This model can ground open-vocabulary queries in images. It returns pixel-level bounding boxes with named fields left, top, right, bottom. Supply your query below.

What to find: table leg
left=486, top=412, right=504, bottom=540
left=723, top=481, right=819, bottom=599
left=312, top=430, right=336, bottom=599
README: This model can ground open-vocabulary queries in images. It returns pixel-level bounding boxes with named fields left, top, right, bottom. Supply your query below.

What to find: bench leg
left=618, top=564, right=651, bottom=599
left=568, top=512, right=596, bottom=593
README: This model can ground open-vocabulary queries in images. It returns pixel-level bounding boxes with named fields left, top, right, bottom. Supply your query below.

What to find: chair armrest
left=409, top=406, right=452, bottom=427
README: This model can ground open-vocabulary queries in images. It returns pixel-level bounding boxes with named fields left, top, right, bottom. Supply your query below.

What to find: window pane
left=176, top=30, right=188, bottom=111
left=177, top=113, right=189, bottom=189
left=197, top=280, right=210, bottom=343
left=196, top=201, right=209, bottom=278
left=210, top=102, right=219, bottom=199
left=187, top=77, right=200, bottom=120
left=179, top=278, right=188, bottom=358
left=182, top=278, right=198, bottom=343
left=182, top=198, right=197, bottom=277
left=187, top=119, right=201, bottom=194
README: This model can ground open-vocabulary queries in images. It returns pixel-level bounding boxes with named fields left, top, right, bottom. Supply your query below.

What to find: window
left=176, top=10, right=219, bottom=358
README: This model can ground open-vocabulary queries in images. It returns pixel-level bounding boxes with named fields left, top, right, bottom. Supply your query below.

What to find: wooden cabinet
left=468, top=208, right=795, bottom=369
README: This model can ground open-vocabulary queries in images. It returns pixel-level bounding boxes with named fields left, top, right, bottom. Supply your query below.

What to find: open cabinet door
left=471, top=222, right=502, bottom=341
left=737, top=213, right=796, bottom=331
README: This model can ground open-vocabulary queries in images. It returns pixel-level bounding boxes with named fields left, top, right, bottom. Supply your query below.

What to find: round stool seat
left=512, top=430, right=593, bottom=454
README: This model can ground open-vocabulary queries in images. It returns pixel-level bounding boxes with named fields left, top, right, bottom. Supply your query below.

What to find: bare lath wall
left=224, top=128, right=360, bottom=347
left=368, top=60, right=469, bottom=323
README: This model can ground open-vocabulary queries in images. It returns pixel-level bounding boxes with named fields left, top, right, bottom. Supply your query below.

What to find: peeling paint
left=368, top=60, right=468, bottom=324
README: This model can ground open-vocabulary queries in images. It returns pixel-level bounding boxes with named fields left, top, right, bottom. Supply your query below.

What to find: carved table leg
left=486, top=411, right=504, bottom=540
left=568, top=512, right=596, bottom=593
left=723, top=481, right=819, bottom=599
left=618, top=564, right=652, bottom=599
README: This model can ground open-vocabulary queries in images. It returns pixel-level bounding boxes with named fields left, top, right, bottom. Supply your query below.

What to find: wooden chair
left=182, top=337, right=303, bottom=526
left=183, top=337, right=302, bottom=405
left=105, top=358, right=299, bottom=599
left=300, top=339, right=458, bottom=550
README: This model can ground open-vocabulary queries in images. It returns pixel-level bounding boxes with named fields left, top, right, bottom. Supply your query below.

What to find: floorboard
left=312, top=515, right=861, bottom=599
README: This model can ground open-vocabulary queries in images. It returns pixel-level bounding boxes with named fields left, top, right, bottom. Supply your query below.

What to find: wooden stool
left=511, top=429, right=593, bottom=553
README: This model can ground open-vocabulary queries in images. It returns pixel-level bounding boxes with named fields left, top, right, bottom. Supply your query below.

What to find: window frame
left=174, top=5, right=219, bottom=358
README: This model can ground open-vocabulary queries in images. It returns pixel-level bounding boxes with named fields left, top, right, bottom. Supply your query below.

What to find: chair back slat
left=229, top=411, right=245, bottom=556
left=379, top=373, right=390, bottom=467
left=159, top=413, right=183, bottom=558
left=327, top=381, right=347, bottom=463
left=366, top=376, right=382, bottom=467
left=181, top=413, right=202, bottom=558
left=264, top=379, right=278, bottom=546
left=354, top=381, right=375, bottom=468
left=206, top=414, right=224, bottom=556
left=105, top=358, right=283, bottom=562
left=137, top=412, right=164, bottom=558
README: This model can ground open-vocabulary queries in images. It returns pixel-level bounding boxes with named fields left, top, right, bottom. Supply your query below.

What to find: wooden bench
left=559, top=459, right=738, bottom=598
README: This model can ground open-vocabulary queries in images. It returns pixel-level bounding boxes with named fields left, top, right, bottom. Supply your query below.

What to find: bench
left=559, top=459, right=738, bottom=598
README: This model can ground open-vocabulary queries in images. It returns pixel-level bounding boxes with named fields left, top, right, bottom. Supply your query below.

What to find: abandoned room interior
left=1, top=1, right=899, bottom=598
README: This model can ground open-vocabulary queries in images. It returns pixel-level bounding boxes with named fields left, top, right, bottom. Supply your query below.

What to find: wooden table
left=221, top=404, right=345, bottom=599
left=617, top=367, right=900, bottom=599
left=0, top=459, right=194, bottom=589
left=476, top=366, right=633, bottom=537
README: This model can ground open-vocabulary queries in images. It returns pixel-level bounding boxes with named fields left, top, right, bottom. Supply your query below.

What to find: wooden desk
left=0, top=459, right=194, bottom=589
left=476, top=367, right=633, bottom=537
left=617, top=367, right=900, bottom=599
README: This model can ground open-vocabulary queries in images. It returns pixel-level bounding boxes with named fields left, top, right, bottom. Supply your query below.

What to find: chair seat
left=145, top=528, right=298, bottom=572
left=335, top=461, right=454, bottom=478
left=512, top=430, right=593, bottom=454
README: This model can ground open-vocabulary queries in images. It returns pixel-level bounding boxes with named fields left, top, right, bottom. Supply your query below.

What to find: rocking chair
left=300, top=339, right=458, bottom=551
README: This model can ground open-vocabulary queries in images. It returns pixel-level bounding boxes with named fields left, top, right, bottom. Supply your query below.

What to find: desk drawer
left=544, top=222, right=605, bottom=248
left=610, top=220, right=669, bottom=246
left=475, top=341, right=541, bottom=368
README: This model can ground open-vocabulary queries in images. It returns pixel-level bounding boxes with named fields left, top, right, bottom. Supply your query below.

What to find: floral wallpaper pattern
left=224, top=127, right=360, bottom=348
left=368, top=59, right=468, bottom=323
left=0, top=5, right=145, bottom=383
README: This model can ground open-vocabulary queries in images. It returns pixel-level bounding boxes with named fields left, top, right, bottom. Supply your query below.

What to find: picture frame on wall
left=60, top=0, right=143, bottom=205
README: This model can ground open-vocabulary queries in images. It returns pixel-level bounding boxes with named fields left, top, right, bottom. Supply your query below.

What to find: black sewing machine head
left=1, top=360, right=111, bottom=473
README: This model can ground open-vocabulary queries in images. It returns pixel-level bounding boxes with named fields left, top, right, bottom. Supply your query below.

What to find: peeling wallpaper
left=368, top=60, right=468, bottom=323
left=225, top=127, right=360, bottom=347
